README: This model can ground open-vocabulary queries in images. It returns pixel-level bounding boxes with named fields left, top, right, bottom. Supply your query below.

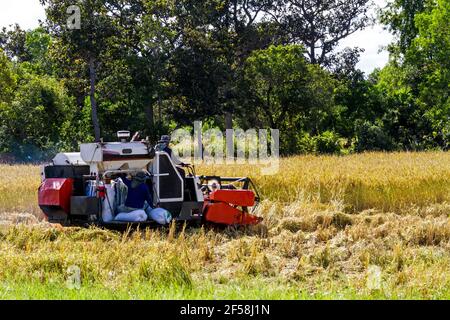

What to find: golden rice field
left=0, top=152, right=449, bottom=299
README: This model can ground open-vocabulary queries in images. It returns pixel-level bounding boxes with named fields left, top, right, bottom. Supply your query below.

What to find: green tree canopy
left=243, top=45, right=336, bottom=153
left=0, top=49, right=16, bottom=104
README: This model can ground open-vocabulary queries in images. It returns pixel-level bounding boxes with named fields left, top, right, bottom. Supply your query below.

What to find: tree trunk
left=89, top=57, right=101, bottom=142
left=225, top=112, right=234, bottom=161
left=310, top=43, right=316, bottom=64
left=225, top=112, right=233, bottom=130
left=158, top=95, right=162, bottom=123
left=265, top=87, right=276, bottom=128
left=145, top=101, right=154, bottom=135
left=310, top=24, right=316, bottom=64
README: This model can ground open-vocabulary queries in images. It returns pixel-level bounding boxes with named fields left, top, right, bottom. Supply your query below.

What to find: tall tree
left=41, top=0, right=140, bottom=141
left=405, top=0, right=449, bottom=148
left=0, top=49, right=16, bottom=104
left=243, top=45, right=336, bottom=153
left=0, top=24, right=31, bottom=62
left=380, top=0, right=426, bottom=55
left=377, top=0, right=449, bottom=149
left=161, top=0, right=280, bottom=128
left=217, top=0, right=280, bottom=128
left=273, top=0, right=373, bottom=66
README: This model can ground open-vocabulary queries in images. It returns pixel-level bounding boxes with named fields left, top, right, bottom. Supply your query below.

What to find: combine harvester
left=38, top=131, right=262, bottom=228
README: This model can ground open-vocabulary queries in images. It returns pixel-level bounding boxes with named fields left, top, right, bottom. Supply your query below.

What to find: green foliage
left=243, top=45, right=336, bottom=154
left=0, top=66, right=76, bottom=160
left=380, top=0, right=426, bottom=54
left=355, top=121, right=395, bottom=152
left=298, top=131, right=350, bottom=155
left=243, top=45, right=308, bottom=125
left=313, top=131, right=346, bottom=154
left=411, top=0, right=450, bottom=149
left=0, top=0, right=448, bottom=159
left=0, top=50, right=16, bottom=104
left=374, top=0, right=449, bottom=150
left=24, top=28, right=53, bottom=75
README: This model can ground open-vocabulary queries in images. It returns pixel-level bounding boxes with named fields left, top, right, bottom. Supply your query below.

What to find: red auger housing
left=201, top=178, right=262, bottom=226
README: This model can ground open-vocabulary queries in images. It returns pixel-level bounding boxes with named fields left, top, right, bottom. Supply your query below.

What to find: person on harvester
left=155, top=135, right=187, bottom=165
left=155, top=135, right=187, bottom=177
left=118, top=171, right=153, bottom=213
left=155, top=135, right=173, bottom=156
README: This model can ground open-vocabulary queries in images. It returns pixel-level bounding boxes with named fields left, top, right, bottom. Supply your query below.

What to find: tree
left=273, top=0, right=373, bottom=66
left=25, top=28, right=53, bottom=66
left=41, top=0, right=142, bottom=141
left=0, top=49, right=16, bottom=104
left=378, top=0, right=449, bottom=149
left=408, top=0, right=449, bottom=148
left=333, top=68, right=386, bottom=138
left=243, top=45, right=336, bottom=153
left=128, top=0, right=175, bottom=138
left=355, top=120, right=395, bottom=151
left=156, top=0, right=281, bottom=129
left=380, top=0, right=426, bottom=54
left=0, top=24, right=31, bottom=62
left=0, top=65, right=75, bottom=160
left=1, top=26, right=54, bottom=76
left=211, top=0, right=279, bottom=128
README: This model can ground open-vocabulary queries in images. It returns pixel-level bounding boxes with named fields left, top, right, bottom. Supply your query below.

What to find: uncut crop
left=0, top=152, right=449, bottom=299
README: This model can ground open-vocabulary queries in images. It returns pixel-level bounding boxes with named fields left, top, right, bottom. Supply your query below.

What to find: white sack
left=102, top=184, right=116, bottom=222
left=149, top=208, right=172, bottom=225
left=115, top=209, right=147, bottom=222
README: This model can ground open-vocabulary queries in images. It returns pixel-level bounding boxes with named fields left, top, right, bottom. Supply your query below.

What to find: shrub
left=298, top=131, right=349, bottom=155
left=314, top=131, right=345, bottom=154
left=355, top=121, right=395, bottom=152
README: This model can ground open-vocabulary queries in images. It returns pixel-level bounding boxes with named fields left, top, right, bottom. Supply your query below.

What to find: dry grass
left=0, top=152, right=449, bottom=299
left=0, top=165, right=41, bottom=215
left=199, top=151, right=450, bottom=211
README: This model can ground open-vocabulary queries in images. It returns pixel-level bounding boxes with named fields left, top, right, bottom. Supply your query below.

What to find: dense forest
left=0, top=0, right=448, bottom=161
